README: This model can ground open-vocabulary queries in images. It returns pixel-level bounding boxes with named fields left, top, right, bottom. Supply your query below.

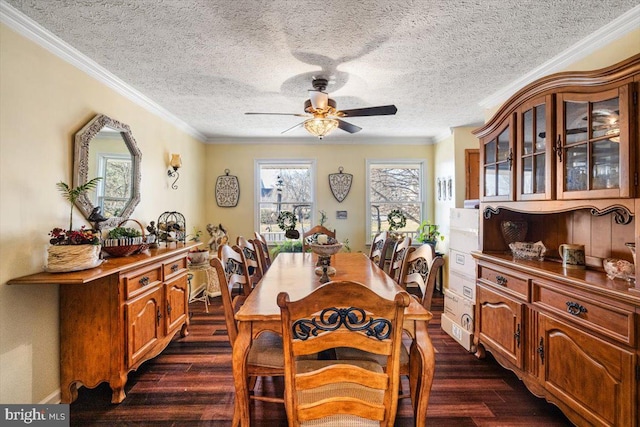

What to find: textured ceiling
left=3, top=0, right=639, bottom=142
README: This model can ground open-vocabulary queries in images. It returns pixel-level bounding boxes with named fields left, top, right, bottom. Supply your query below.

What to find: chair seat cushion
left=248, top=331, right=284, bottom=368
left=295, top=360, right=384, bottom=427
left=334, top=343, right=409, bottom=368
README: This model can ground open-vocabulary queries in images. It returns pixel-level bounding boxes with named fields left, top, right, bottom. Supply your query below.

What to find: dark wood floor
left=70, top=293, right=573, bottom=426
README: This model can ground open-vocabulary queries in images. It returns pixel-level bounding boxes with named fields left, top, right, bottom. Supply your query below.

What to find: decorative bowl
left=188, top=249, right=210, bottom=265
left=308, top=242, right=343, bottom=257
left=508, top=241, right=546, bottom=260
left=603, top=258, right=635, bottom=281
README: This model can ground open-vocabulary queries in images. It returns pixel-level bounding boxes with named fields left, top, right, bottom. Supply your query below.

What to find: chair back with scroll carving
left=253, top=232, right=272, bottom=271
left=399, top=244, right=445, bottom=311
left=217, top=244, right=252, bottom=297
left=278, top=280, right=409, bottom=427
left=236, top=236, right=263, bottom=287
left=388, top=236, right=411, bottom=283
left=302, top=225, right=336, bottom=252
left=369, top=231, right=391, bottom=270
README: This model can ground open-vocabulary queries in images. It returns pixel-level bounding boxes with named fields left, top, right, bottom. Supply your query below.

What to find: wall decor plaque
left=328, top=166, right=353, bottom=203
left=215, top=169, right=240, bottom=207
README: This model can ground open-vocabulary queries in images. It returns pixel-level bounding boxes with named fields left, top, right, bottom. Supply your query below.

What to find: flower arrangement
left=49, top=227, right=100, bottom=246
left=416, top=220, right=444, bottom=244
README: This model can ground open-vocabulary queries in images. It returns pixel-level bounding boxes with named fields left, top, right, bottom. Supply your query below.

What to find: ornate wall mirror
left=73, top=114, right=141, bottom=227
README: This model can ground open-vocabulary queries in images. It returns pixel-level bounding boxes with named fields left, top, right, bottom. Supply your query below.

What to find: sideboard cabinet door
left=126, top=286, right=163, bottom=368
left=165, top=275, right=188, bottom=334
left=537, top=313, right=636, bottom=426
left=476, top=284, right=524, bottom=369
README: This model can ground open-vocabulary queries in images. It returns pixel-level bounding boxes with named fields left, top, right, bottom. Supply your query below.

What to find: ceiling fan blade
left=281, top=122, right=305, bottom=134
left=245, top=112, right=309, bottom=117
left=340, top=105, right=397, bottom=117
left=337, top=119, right=362, bottom=134
left=309, top=90, right=328, bottom=110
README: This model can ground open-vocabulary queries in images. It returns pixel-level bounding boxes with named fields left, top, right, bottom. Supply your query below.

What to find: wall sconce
left=167, top=154, right=182, bottom=189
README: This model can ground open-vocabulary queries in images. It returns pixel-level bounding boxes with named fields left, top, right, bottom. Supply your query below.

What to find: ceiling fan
left=245, top=77, right=397, bottom=139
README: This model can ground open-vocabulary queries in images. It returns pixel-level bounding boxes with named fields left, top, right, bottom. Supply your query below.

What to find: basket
left=46, top=244, right=103, bottom=272
left=102, top=219, right=149, bottom=257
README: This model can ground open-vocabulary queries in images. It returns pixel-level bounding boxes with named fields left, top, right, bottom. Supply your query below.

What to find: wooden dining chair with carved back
left=387, top=236, right=411, bottom=283
left=217, top=243, right=252, bottom=297
left=236, top=236, right=263, bottom=287
left=277, top=280, right=410, bottom=426
left=302, top=225, right=336, bottom=253
left=335, top=243, right=442, bottom=403
left=253, top=231, right=272, bottom=271
left=210, top=257, right=285, bottom=405
left=369, top=231, right=392, bottom=270
left=399, top=244, right=445, bottom=312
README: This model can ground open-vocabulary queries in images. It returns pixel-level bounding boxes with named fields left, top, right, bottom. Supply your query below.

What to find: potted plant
left=46, top=178, right=103, bottom=272
left=416, top=220, right=444, bottom=247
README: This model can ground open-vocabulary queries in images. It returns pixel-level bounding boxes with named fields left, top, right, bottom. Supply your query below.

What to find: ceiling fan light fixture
left=303, top=118, right=338, bottom=139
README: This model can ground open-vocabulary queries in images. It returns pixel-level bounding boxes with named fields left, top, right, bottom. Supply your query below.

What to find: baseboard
left=39, top=388, right=61, bottom=404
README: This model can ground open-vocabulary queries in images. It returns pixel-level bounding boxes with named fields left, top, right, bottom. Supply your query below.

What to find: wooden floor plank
left=70, top=293, right=573, bottom=426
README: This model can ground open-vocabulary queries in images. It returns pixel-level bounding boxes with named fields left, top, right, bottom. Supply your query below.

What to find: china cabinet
left=7, top=243, right=196, bottom=403
left=472, top=55, right=640, bottom=427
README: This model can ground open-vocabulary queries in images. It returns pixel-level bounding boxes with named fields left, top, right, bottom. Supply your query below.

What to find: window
left=255, top=160, right=316, bottom=243
left=96, top=153, right=132, bottom=217
left=366, top=160, right=426, bottom=243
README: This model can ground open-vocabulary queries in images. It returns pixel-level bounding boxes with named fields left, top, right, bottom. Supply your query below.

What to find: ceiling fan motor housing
left=311, top=78, right=329, bottom=92
left=304, top=98, right=337, bottom=114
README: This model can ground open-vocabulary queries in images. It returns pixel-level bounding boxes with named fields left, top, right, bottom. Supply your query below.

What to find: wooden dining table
left=232, top=252, right=436, bottom=427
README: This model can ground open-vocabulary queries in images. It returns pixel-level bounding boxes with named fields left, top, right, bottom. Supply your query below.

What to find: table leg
left=409, top=320, right=435, bottom=427
left=233, top=321, right=252, bottom=426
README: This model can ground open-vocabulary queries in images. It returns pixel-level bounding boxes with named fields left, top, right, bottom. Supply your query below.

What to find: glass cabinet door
left=517, top=95, right=553, bottom=200
left=556, top=84, right=631, bottom=199
left=481, top=116, right=514, bottom=201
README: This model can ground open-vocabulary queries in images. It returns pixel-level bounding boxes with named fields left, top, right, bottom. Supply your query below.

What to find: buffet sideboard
left=8, top=243, right=196, bottom=403
left=472, top=55, right=640, bottom=426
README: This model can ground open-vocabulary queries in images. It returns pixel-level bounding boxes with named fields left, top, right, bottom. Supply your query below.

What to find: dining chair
left=399, top=244, right=445, bottom=312
left=335, top=243, right=442, bottom=403
left=217, top=244, right=252, bottom=297
left=210, top=257, right=285, bottom=404
left=388, top=236, right=411, bottom=283
left=277, top=280, right=410, bottom=426
left=236, top=236, right=263, bottom=287
left=253, top=231, right=272, bottom=271
left=369, top=231, right=391, bottom=270
left=302, top=225, right=336, bottom=252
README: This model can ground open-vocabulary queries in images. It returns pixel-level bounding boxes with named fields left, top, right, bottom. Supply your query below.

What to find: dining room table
left=231, top=251, right=436, bottom=427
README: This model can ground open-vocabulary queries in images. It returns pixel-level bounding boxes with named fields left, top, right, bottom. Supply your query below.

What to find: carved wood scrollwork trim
left=483, top=203, right=633, bottom=225
left=590, top=205, right=633, bottom=225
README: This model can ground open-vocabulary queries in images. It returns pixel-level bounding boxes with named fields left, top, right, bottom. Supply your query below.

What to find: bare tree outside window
left=367, top=161, right=425, bottom=241
left=256, top=161, right=315, bottom=242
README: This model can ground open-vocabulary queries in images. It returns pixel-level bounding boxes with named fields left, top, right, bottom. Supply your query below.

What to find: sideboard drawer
left=532, top=281, right=635, bottom=346
left=163, top=256, right=187, bottom=280
left=124, top=266, right=162, bottom=299
left=478, top=264, right=529, bottom=301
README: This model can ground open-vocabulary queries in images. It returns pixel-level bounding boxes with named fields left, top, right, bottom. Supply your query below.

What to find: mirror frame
left=73, top=114, right=142, bottom=227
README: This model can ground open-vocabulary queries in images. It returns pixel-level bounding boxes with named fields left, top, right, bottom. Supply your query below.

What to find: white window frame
left=365, top=159, right=427, bottom=244
left=254, top=159, right=317, bottom=243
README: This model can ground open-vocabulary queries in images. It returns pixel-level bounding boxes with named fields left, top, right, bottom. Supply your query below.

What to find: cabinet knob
left=514, top=324, right=521, bottom=348
left=566, top=301, right=587, bottom=316
left=495, top=275, right=507, bottom=286
left=171, top=264, right=179, bottom=272
left=156, top=308, right=162, bottom=326
left=537, top=337, right=545, bottom=364
left=139, top=276, right=149, bottom=286
left=167, top=302, right=172, bottom=316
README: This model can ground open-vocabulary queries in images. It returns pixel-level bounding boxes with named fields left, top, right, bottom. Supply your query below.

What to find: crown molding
left=0, top=1, right=206, bottom=142
left=479, top=4, right=640, bottom=110
left=205, top=135, right=435, bottom=145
